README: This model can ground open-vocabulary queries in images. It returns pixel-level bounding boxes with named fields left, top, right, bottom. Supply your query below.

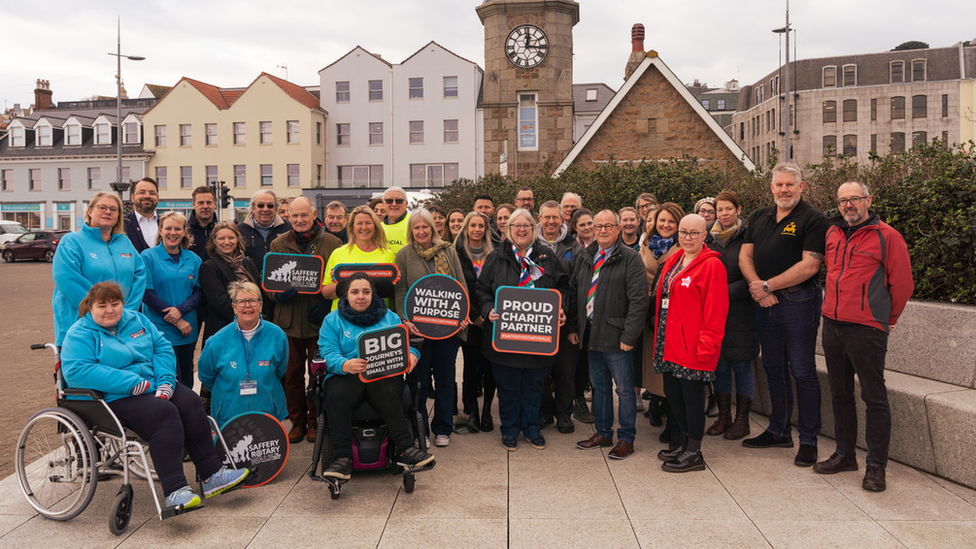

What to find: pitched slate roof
left=553, top=51, right=755, bottom=176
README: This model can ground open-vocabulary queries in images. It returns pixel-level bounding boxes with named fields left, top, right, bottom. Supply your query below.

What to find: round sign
left=404, top=274, right=469, bottom=339
left=218, top=412, right=290, bottom=488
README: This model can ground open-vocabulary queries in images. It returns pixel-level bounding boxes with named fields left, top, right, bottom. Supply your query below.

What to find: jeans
left=714, top=359, right=755, bottom=398
left=822, top=317, right=891, bottom=467
left=491, top=362, right=547, bottom=439
left=285, top=337, right=317, bottom=426
left=756, top=284, right=822, bottom=446
left=662, top=373, right=707, bottom=440
left=108, top=383, right=222, bottom=496
left=407, top=337, right=460, bottom=437
left=323, top=372, right=412, bottom=460
left=589, top=347, right=637, bottom=443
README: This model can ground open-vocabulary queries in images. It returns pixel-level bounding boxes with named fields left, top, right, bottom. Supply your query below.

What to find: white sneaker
left=635, top=393, right=645, bottom=412
left=434, top=435, right=450, bottom=447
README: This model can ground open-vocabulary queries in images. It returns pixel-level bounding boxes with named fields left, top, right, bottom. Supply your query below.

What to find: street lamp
left=108, top=17, right=144, bottom=203
left=773, top=1, right=792, bottom=162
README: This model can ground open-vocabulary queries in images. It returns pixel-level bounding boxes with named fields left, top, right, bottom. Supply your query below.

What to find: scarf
left=414, top=241, right=453, bottom=275
left=512, top=242, right=543, bottom=287
left=293, top=219, right=323, bottom=251
left=216, top=248, right=256, bottom=284
left=710, top=218, right=744, bottom=248
left=469, top=245, right=485, bottom=277
left=338, top=293, right=388, bottom=327
left=648, top=234, right=677, bottom=259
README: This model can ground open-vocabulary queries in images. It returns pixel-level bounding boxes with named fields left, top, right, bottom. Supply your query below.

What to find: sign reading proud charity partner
left=404, top=274, right=469, bottom=339
left=262, top=253, right=324, bottom=294
left=491, top=286, right=562, bottom=356
left=358, top=324, right=411, bottom=383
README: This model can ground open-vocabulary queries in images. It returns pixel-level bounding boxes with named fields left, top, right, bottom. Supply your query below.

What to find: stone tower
left=476, top=0, right=579, bottom=179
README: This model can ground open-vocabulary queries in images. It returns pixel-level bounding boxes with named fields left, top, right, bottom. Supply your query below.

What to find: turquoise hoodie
left=317, top=305, right=420, bottom=384
left=61, top=309, right=176, bottom=402
left=52, top=224, right=147, bottom=345
left=140, top=245, right=202, bottom=346
left=198, top=318, right=289, bottom=429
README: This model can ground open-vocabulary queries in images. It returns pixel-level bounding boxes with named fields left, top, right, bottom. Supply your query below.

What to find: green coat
left=394, top=242, right=468, bottom=343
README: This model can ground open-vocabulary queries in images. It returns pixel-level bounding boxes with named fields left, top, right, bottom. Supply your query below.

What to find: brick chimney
left=625, top=24, right=645, bottom=81
left=33, top=79, right=53, bottom=111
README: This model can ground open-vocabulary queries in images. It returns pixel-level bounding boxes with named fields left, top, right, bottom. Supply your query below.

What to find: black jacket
left=705, top=224, right=759, bottom=362
left=123, top=211, right=156, bottom=253
left=198, top=254, right=261, bottom=343
left=187, top=211, right=217, bottom=262
left=475, top=241, right=570, bottom=368
left=237, top=216, right=291, bottom=274
left=568, top=239, right=648, bottom=352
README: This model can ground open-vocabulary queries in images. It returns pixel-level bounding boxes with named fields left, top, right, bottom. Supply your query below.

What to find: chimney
left=34, top=79, right=53, bottom=111
left=625, top=24, right=646, bottom=80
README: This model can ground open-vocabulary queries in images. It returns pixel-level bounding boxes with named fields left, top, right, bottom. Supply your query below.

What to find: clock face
left=505, top=25, right=549, bottom=69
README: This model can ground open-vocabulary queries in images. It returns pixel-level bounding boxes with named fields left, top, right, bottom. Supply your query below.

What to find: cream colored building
left=143, top=73, right=326, bottom=213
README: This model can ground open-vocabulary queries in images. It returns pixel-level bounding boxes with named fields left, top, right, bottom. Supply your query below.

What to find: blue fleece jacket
left=61, top=309, right=176, bottom=402
left=317, top=306, right=420, bottom=383
left=198, top=318, right=289, bottom=428
left=52, top=225, right=147, bottom=345
left=140, top=245, right=202, bottom=346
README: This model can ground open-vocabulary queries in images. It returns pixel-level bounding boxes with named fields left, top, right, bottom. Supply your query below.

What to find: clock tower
left=477, top=0, right=579, bottom=179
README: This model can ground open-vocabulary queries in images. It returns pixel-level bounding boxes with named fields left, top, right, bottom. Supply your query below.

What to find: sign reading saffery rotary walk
left=404, top=274, right=469, bottom=339
left=492, top=286, right=561, bottom=356
left=262, top=253, right=324, bottom=293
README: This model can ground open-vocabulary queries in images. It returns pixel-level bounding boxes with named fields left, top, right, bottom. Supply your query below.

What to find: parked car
left=2, top=230, right=68, bottom=263
left=0, top=220, right=28, bottom=248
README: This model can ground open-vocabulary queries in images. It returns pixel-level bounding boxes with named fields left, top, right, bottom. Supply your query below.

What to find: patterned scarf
left=648, top=234, right=677, bottom=259
left=413, top=241, right=453, bottom=275
left=710, top=218, right=744, bottom=248
left=216, top=248, right=257, bottom=285
left=292, top=219, right=323, bottom=252
left=512, top=243, right=543, bottom=288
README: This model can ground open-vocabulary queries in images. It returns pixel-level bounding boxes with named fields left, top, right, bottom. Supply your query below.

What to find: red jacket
left=652, top=245, right=729, bottom=372
left=823, top=214, right=914, bottom=333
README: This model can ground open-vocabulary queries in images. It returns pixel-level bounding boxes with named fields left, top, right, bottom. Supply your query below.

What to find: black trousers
left=662, top=373, right=707, bottom=441
left=541, top=331, right=578, bottom=421
left=461, top=326, right=495, bottom=411
left=822, top=317, right=891, bottom=467
left=108, top=383, right=222, bottom=496
left=323, top=373, right=412, bottom=461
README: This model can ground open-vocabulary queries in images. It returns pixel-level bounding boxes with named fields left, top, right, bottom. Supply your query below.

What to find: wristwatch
left=763, top=281, right=771, bottom=294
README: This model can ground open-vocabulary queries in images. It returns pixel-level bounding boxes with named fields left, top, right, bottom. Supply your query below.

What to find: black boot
left=657, top=432, right=687, bottom=461
left=478, top=398, right=494, bottom=432
left=466, top=399, right=480, bottom=426
left=648, top=394, right=664, bottom=427
left=705, top=383, right=719, bottom=418
left=658, top=399, right=675, bottom=444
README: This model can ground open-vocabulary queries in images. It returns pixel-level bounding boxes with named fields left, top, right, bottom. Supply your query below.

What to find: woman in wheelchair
left=317, top=272, right=435, bottom=479
left=60, top=282, right=250, bottom=511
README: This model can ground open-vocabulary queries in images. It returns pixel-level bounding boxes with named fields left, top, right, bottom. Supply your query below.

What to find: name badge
left=661, top=298, right=669, bottom=310
left=240, top=380, right=258, bottom=396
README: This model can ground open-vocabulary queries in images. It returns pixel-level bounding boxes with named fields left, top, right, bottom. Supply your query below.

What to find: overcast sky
left=3, top=0, right=974, bottom=109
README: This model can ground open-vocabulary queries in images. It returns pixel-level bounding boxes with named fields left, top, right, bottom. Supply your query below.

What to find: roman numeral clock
left=506, top=24, right=549, bottom=69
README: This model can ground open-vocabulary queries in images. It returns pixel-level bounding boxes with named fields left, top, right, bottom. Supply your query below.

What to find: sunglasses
left=384, top=198, right=405, bottom=205
left=255, top=203, right=276, bottom=209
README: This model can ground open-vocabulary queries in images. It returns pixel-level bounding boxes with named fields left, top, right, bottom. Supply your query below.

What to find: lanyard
left=236, top=320, right=260, bottom=382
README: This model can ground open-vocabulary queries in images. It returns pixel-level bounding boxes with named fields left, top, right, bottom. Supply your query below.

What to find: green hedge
left=425, top=141, right=976, bottom=304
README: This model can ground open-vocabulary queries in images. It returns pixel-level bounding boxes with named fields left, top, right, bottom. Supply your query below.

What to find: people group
left=51, top=164, right=914, bottom=494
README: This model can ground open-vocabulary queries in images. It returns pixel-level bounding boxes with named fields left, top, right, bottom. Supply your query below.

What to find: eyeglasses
left=255, top=203, right=276, bottom=209
left=235, top=298, right=262, bottom=306
left=837, top=196, right=870, bottom=206
left=678, top=231, right=704, bottom=239
left=509, top=224, right=533, bottom=231
left=384, top=198, right=405, bottom=205
left=593, top=224, right=618, bottom=231
left=94, top=205, right=119, bottom=213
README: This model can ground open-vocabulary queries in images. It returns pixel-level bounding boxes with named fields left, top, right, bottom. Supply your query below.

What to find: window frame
left=336, top=81, right=350, bottom=103
left=287, top=164, right=300, bottom=187
left=180, top=166, right=192, bottom=189
left=443, top=119, right=459, bottom=143
left=65, top=123, right=81, bottom=146
left=287, top=120, right=299, bottom=144
left=87, top=167, right=100, bottom=190
left=443, top=76, right=458, bottom=98
left=368, top=80, right=383, bottom=101
left=912, top=95, right=927, bottom=119
left=260, top=164, right=273, bottom=187
left=155, top=167, right=167, bottom=190
left=890, top=61, right=905, bottom=83
left=842, top=64, right=857, bottom=87
left=843, top=99, right=857, bottom=122
left=409, top=121, right=424, bottom=144
left=911, top=59, right=926, bottom=82
left=822, top=66, right=837, bottom=88
left=205, top=123, right=217, bottom=146
left=890, top=132, right=906, bottom=153
left=234, top=165, right=246, bottom=187
left=890, top=96, right=905, bottom=120
left=233, top=122, right=246, bottom=145
left=29, top=168, right=40, bottom=191
left=409, top=78, right=424, bottom=99
left=259, top=121, right=272, bottom=144
left=155, top=124, right=167, bottom=147
left=337, top=123, right=351, bottom=146
left=823, top=135, right=837, bottom=157
left=518, top=92, right=538, bottom=151
left=842, top=134, right=857, bottom=156
left=58, top=168, right=71, bottom=191
left=822, top=100, right=837, bottom=124
left=369, top=122, right=383, bottom=145
left=180, top=124, right=192, bottom=147
left=123, top=122, right=139, bottom=145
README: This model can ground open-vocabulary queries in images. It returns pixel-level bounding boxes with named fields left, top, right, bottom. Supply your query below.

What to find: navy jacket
left=124, top=211, right=156, bottom=254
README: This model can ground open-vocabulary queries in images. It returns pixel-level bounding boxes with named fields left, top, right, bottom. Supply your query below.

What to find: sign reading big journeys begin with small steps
left=358, top=324, right=411, bottom=383
left=262, top=253, right=324, bottom=294
left=491, top=286, right=561, bottom=356
left=404, top=274, right=470, bottom=340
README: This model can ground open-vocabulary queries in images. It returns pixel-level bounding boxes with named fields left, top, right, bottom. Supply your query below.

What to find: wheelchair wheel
left=403, top=471, right=415, bottom=494
left=16, top=407, right=98, bottom=520
left=109, top=484, right=133, bottom=535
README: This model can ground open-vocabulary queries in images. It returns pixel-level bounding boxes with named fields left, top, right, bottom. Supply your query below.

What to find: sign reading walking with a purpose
left=491, top=286, right=562, bottom=356
left=358, top=324, right=411, bottom=383
left=405, top=274, right=469, bottom=340
left=262, top=253, right=324, bottom=294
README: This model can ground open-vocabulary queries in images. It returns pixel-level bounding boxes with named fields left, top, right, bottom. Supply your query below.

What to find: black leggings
left=108, top=383, right=222, bottom=496
left=323, top=373, right=412, bottom=460
left=662, top=373, right=707, bottom=440
left=461, top=330, right=495, bottom=410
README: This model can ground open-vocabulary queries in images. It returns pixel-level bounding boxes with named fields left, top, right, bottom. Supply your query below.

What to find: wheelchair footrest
left=160, top=502, right=205, bottom=520
left=399, top=461, right=435, bottom=475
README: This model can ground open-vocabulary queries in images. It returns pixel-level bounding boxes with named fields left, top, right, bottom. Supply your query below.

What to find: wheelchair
left=306, top=357, right=434, bottom=499
left=15, top=343, right=238, bottom=535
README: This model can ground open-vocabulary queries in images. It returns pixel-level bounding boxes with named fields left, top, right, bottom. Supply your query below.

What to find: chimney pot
left=631, top=24, right=645, bottom=52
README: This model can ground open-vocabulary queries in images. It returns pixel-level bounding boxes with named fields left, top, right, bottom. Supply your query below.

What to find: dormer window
left=585, top=88, right=598, bottom=102
left=9, top=125, right=25, bottom=147
left=94, top=123, right=111, bottom=145
left=823, top=66, right=836, bottom=88
left=36, top=123, right=52, bottom=147
left=123, top=122, right=139, bottom=144
left=65, top=123, right=82, bottom=146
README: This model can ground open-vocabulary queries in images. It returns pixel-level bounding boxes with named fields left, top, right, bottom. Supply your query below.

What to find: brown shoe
left=862, top=464, right=886, bottom=492
left=306, top=424, right=317, bottom=443
left=576, top=433, right=613, bottom=450
left=813, top=452, right=858, bottom=475
left=724, top=394, right=752, bottom=440
left=608, top=440, right=634, bottom=460
left=705, top=392, right=732, bottom=436
left=288, top=423, right=307, bottom=443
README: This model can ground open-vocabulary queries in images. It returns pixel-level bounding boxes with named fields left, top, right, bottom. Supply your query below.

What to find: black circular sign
left=405, top=274, right=469, bottom=339
left=218, top=412, right=289, bottom=487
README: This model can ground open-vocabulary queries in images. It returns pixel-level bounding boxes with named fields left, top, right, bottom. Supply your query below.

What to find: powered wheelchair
left=15, top=343, right=238, bottom=535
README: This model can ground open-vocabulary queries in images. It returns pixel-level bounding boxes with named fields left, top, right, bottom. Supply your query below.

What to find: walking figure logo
left=268, top=261, right=298, bottom=282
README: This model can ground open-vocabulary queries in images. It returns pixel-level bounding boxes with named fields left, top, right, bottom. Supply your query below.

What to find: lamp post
left=773, top=1, right=792, bottom=162
left=108, top=17, right=144, bottom=203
